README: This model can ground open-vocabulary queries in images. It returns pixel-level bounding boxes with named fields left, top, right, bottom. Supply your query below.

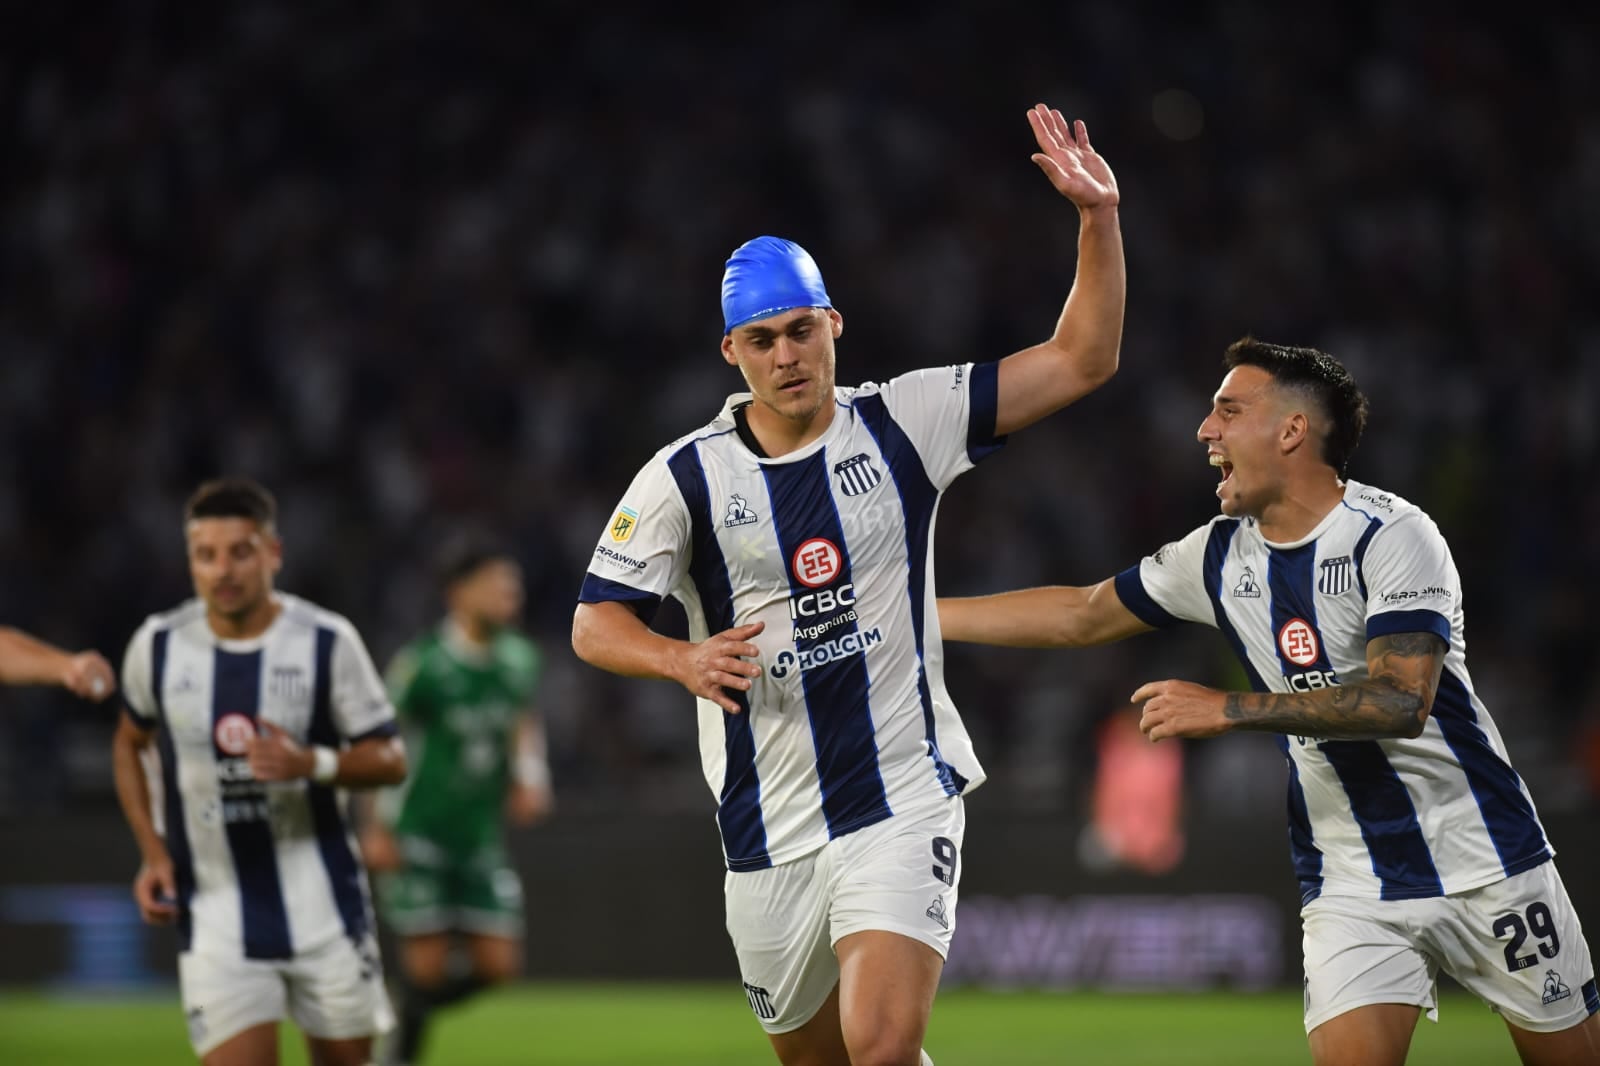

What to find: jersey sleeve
left=1360, top=513, right=1456, bottom=644
left=1112, top=521, right=1218, bottom=628
left=874, top=362, right=1005, bottom=490
left=577, top=456, right=692, bottom=625
left=330, top=620, right=400, bottom=742
left=120, top=621, right=159, bottom=730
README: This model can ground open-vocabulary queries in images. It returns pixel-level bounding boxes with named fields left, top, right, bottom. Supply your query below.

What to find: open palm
left=1028, top=104, right=1119, bottom=209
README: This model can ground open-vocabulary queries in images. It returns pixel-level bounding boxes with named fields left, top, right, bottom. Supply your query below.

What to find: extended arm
left=571, top=599, right=764, bottom=714
left=1136, top=632, right=1448, bottom=742
left=938, top=578, right=1152, bottom=648
left=0, top=626, right=115, bottom=700
left=506, top=711, right=553, bottom=825
left=994, top=107, right=1125, bottom=435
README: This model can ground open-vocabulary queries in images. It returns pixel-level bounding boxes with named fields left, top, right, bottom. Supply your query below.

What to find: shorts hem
left=1304, top=992, right=1437, bottom=1035
left=1494, top=1003, right=1598, bottom=1034
left=191, top=1009, right=284, bottom=1058
left=828, top=918, right=951, bottom=960
left=757, top=982, right=838, bottom=1036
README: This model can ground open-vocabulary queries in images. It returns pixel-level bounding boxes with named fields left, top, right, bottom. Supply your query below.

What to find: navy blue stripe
left=1431, top=668, right=1551, bottom=876
left=306, top=627, right=367, bottom=941
left=667, top=444, right=769, bottom=871
left=1350, top=514, right=1383, bottom=601
left=349, top=720, right=399, bottom=742
left=1276, top=735, right=1324, bottom=903
left=577, top=573, right=664, bottom=625
left=1113, top=566, right=1182, bottom=629
left=857, top=394, right=959, bottom=795
left=965, top=361, right=1007, bottom=464
left=762, top=450, right=892, bottom=838
left=150, top=630, right=195, bottom=952
left=212, top=648, right=293, bottom=959
left=1268, top=543, right=1442, bottom=900
left=1367, top=609, right=1451, bottom=644
left=1582, top=977, right=1598, bottom=1016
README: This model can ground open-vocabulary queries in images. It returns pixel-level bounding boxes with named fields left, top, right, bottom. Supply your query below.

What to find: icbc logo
left=792, top=538, right=842, bottom=589
left=1278, top=618, right=1320, bottom=666
left=214, top=713, right=257, bottom=755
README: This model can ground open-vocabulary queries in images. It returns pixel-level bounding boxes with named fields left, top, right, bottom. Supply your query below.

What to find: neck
left=743, top=398, right=835, bottom=457
left=448, top=613, right=492, bottom=647
left=207, top=594, right=282, bottom=641
left=1256, top=475, right=1346, bottom=543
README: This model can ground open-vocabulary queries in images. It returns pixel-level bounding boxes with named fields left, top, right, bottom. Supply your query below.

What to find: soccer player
left=938, top=339, right=1600, bottom=1066
left=360, top=534, right=553, bottom=1066
left=110, top=478, right=408, bottom=1066
left=571, top=103, right=1124, bottom=1066
left=0, top=625, right=115, bottom=700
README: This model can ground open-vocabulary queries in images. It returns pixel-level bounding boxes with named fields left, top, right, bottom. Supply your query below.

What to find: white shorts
left=1302, top=860, right=1597, bottom=1034
left=177, top=933, right=395, bottom=1057
left=725, top=796, right=965, bottom=1035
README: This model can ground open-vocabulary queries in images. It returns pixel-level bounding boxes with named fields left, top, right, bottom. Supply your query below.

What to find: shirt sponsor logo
left=789, top=583, right=857, bottom=641
left=833, top=453, right=883, bottom=497
left=1233, top=565, right=1261, bottom=598
left=1357, top=490, right=1396, bottom=512
left=213, top=713, right=256, bottom=756
left=724, top=493, right=758, bottom=528
left=1278, top=618, right=1320, bottom=667
left=792, top=538, right=842, bottom=589
left=768, top=627, right=883, bottom=679
left=609, top=506, right=640, bottom=543
left=1317, top=556, right=1353, bottom=596
left=594, top=545, right=646, bottom=571
left=1285, top=669, right=1341, bottom=692
left=1381, top=586, right=1448, bottom=604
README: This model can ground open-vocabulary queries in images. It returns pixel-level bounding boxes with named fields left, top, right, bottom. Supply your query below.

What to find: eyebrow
left=739, top=315, right=816, bottom=340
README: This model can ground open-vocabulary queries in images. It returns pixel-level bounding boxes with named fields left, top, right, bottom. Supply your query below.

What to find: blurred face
left=450, top=558, right=525, bottom=631
left=1195, top=365, right=1301, bottom=519
left=186, top=517, right=282, bottom=623
left=720, top=307, right=842, bottom=426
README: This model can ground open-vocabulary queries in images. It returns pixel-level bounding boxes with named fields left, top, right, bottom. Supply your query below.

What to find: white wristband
left=310, top=746, right=339, bottom=785
left=515, top=754, right=550, bottom=789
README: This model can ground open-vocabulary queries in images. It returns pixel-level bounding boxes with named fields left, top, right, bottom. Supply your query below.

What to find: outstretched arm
left=938, top=578, right=1152, bottom=648
left=572, top=600, right=764, bottom=715
left=0, top=626, right=115, bottom=700
left=994, top=105, right=1125, bottom=435
left=1135, top=632, right=1448, bottom=742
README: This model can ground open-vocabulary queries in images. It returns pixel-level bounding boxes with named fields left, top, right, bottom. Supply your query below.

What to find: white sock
left=920, top=1052, right=935, bottom=1066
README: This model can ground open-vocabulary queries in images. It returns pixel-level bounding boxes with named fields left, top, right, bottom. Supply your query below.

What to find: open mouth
left=1209, top=453, right=1234, bottom=486
left=777, top=378, right=808, bottom=394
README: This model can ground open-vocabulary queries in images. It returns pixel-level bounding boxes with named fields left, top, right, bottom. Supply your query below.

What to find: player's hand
left=133, top=854, right=178, bottom=925
left=247, top=720, right=313, bottom=781
left=1027, top=105, right=1119, bottom=211
left=675, top=621, right=765, bottom=714
left=359, top=826, right=402, bottom=873
left=1132, top=679, right=1230, bottom=741
left=62, top=650, right=115, bottom=701
left=507, top=782, right=553, bottom=826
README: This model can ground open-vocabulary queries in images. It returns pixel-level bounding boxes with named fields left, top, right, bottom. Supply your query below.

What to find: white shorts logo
left=792, top=538, right=842, bottom=589
left=213, top=713, right=256, bottom=755
left=1278, top=618, right=1320, bottom=666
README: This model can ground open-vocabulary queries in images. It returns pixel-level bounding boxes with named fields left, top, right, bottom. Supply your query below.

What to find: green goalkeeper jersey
left=383, top=623, right=542, bottom=854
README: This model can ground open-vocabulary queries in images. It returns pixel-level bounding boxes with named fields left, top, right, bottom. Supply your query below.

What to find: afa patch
left=609, top=506, right=640, bottom=543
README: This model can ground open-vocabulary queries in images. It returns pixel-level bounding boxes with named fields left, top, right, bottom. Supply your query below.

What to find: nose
left=1196, top=413, right=1217, bottom=444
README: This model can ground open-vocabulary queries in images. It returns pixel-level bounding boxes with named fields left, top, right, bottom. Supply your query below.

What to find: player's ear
left=720, top=333, right=738, bottom=367
left=827, top=308, right=843, bottom=339
left=1280, top=411, right=1310, bottom=456
left=265, top=531, right=285, bottom=577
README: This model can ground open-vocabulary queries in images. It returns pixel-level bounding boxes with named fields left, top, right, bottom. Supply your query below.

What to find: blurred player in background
left=111, top=477, right=407, bottom=1066
left=361, top=532, right=553, bottom=1066
left=939, top=339, right=1599, bottom=1066
left=0, top=624, right=115, bottom=701
left=573, top=104, right=1123, bottom=1066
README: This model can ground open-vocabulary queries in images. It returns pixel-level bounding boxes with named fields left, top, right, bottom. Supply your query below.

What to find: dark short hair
left=435, top=528, right=515, bottom=590
left=185, top=477, right=278, bottom=529
left=1224, top=337, right=1369, bottom=476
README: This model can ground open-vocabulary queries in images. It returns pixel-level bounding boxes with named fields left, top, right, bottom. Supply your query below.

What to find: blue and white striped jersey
left=121, top=594, right=397, bottom=959
left=580, top=363, right=1005, bottom=871
left=1115, top=480, right=1552, bottom=904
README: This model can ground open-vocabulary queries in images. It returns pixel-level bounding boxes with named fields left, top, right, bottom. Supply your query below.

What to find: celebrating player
left=572, top=104, right=1124, bottom=1066
left=938, top=339, right=1600, bottom=1065
left=111, top=478, right=407, bottom=1066
left=361, top=533, right=553, bottom=1066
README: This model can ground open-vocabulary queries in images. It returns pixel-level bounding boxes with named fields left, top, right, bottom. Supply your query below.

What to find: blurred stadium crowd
left=4, top=3, right=1598, bottom=821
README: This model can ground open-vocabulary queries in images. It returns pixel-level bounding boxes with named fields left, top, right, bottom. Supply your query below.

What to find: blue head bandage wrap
left=720, top=236, right=833, bottom=333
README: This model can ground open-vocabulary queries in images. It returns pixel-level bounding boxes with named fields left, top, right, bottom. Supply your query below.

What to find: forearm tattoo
left=1223, top=632, right=1447, bottom=740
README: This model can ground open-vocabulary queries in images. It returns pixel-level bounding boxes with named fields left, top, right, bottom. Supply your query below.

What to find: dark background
left=2, top=1, right=1597, bottom=984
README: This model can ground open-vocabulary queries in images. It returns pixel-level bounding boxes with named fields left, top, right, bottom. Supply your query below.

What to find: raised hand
left=247, top=719, right=313, bottom=781
left=1027, top=104, right=1119, bottom=211
left=674, top=621, right=765, bottom=714
left=63, top=650, right=116, bottom=701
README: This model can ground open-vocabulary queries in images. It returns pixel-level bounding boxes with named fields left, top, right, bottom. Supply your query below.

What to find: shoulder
left=1343, top=482, right=1442, bottom=545
left=495, top=631, right=541, bottom=675
left=128, top=599, right=204, bottom=651
left=279, top=594, right=367, bottom=645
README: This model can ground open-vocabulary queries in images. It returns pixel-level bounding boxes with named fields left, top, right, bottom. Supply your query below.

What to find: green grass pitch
left=0, top=983, right=1518, bottom=1064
